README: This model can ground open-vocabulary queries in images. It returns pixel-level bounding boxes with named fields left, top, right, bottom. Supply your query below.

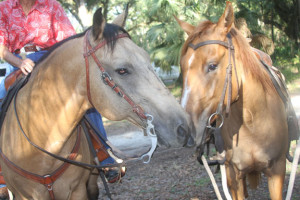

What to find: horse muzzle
left=176, top=124, right=195, bottom=147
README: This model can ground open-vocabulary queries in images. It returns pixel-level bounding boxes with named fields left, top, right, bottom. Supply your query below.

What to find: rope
left=220, top=165, right=232, bottom=200
left=201, top=156, right=223, bottom=200
left=286, top=136, right=300, bottom=200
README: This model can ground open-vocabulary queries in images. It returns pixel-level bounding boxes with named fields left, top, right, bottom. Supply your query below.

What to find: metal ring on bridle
left=206, top=112, right=224, bottom=129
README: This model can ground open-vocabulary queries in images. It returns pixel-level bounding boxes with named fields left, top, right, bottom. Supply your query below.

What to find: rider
left=0, top=0, right=124, bottom=197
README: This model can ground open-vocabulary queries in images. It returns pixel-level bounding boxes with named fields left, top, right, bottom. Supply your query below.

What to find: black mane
left=37, top=23, right=130, bottom=65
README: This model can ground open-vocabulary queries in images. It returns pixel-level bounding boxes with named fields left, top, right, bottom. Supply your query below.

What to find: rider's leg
left=0, top=64, right=19, bottom=99
left=85, top=108, right=115, bottom=165
left=85, top=109, right=126, bottom=183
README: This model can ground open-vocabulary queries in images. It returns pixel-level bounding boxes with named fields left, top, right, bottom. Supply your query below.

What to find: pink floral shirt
left=0, top=0, right=76, bottom=53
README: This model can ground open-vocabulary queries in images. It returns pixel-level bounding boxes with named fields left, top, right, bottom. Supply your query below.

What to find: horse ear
left=112, top=4, right=129, bottom=28
left=174, top=15, right=195, bottom=35
left=92, top=8, right=106, bottom=41
left=217, top=1, right=234, bottom=34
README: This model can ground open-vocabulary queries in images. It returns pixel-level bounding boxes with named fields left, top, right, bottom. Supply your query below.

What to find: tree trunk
left=271, top=7, right=274, bottom=43
left=102, top=0, right=110, bottom=20
left=78, top=0, right=92, bottom=29
left=297, top=0, right=300, bottom=50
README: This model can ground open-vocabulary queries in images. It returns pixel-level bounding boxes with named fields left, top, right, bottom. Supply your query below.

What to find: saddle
left=4, top=70, right=23, bottom=91
left=252, top=48, right=299, bottom=142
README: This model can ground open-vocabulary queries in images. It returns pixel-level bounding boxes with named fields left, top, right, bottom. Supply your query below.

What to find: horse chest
left=223, top=124, right=280, bottom=173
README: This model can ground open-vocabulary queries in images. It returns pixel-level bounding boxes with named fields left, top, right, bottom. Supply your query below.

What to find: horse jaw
left=194, top=106, right=212, bottom=147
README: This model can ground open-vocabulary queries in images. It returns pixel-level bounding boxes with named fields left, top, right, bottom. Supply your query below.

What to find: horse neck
left=233, top=56, right=284, bottom=124
left=15, top=37, right=90, bottom=147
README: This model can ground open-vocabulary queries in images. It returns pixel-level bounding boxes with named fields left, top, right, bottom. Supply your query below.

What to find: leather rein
left=189, top=33, right=240, bottom=165
left=0, top=30, right=158, bottom=199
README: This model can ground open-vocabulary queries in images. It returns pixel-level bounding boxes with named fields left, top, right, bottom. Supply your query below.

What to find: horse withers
left=0, top=7, right=192, bottom=200
left=176, top=2, right=297, bottom=200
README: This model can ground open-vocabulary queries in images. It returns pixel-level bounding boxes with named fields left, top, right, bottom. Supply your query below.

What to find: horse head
left=175, top=2, right=244, bottom=146
left=86, top=8, right=193, bottom=148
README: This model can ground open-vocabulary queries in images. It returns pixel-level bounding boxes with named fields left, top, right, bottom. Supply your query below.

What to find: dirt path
left=98, top=81, right=300, bottom=200
left=98, top=120, right=300, bottom=200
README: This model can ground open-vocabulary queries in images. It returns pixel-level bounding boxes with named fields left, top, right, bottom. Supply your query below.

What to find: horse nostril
left=186, top=135, right=195, bottom=147
left=176, top=124, right=188, bottom=145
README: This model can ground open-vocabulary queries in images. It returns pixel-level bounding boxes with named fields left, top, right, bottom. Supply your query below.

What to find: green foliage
left=59, top=0, right=299, bottom=82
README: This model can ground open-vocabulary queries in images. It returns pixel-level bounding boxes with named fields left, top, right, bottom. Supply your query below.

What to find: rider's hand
left=19, top=58, right=35, bottom=75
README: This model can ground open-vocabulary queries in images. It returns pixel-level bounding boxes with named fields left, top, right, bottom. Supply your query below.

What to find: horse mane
left=228, top=28, right=274, bottom=92
left=181, top=20, right=274, bottom=92
left=37, top=23, right=130, bottom=65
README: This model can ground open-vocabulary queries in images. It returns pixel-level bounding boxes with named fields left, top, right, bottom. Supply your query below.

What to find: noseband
left=189, top=33, right=240, bottom=165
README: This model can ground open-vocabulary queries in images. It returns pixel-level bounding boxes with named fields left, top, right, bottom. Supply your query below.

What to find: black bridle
left=189, top=33, right=240, bottom=165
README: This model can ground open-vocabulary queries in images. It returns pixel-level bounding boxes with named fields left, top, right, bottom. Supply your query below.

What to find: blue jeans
left=0, top=51, right=114, bottom=165
left=86, top=109, right=115, bottom=165
left=0, top=51, right=47, bottom=99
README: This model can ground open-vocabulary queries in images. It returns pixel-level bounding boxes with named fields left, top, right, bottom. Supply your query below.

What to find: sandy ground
left=98, top=92, right=300, bottom=200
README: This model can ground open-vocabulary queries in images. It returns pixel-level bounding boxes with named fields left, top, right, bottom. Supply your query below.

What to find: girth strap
left=0, top=126, right=82, bottom=200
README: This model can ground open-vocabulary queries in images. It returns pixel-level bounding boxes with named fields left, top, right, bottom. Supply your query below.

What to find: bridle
left=0, top=29, right=158, bottom=199
left=189, top=33, right=240, bottom=164
left=83, top=29, right=157, bottom=163
left=83, top=30, right=147, bottom=121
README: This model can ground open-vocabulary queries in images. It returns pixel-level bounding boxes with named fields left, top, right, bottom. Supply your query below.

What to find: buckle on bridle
left=101, top=72, right=112, bottom=84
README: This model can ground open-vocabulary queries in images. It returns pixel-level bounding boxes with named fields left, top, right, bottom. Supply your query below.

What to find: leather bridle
left=83, top=30, right=147, bottom=121
left=189, top=33, right=240, bottom=165
left=0, top=29, right=158, bottom=199
left=82, top=29, right=158, bottom=163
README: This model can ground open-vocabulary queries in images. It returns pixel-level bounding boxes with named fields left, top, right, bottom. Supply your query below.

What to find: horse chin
left=155, top=130, right=171, bottom=148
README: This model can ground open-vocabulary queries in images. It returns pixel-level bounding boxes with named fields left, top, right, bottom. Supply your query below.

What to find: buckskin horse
left=176, top=2, right=298, bottom=200
left=0, top=8, right=192, bottom=200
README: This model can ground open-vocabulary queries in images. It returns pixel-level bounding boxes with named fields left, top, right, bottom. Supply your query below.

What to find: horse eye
left=116, top=68, right=129, bottom=75
left=208, top=64, right=218, bottom=72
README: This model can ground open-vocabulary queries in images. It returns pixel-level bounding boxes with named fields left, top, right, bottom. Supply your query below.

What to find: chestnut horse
left=0, top=8, right=191, bottom=200
left=176, top=2, right=292, bottom=200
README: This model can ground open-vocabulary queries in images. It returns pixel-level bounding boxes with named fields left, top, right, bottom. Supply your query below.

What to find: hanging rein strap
left=83, top=30, right=147, bottom=120
left=0, top=127, right=82, bottom=200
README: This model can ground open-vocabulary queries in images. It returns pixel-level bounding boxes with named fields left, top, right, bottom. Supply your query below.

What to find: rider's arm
left=0, top=4, right=34, bottom=75
left=0, top=45, right=34, bottom=75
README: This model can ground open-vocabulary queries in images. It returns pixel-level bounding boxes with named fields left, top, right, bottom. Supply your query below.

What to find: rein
left=0, top=30, right=158, bottom=199
left=82, top=29, right=157, bottom=163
